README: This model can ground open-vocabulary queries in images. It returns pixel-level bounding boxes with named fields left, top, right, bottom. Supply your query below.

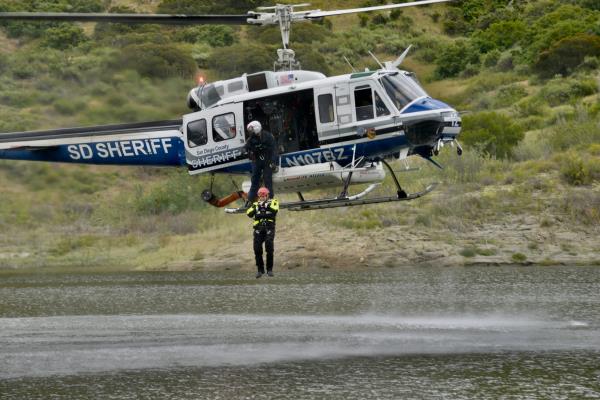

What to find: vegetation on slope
left=0, top=0, right=598, bottom=270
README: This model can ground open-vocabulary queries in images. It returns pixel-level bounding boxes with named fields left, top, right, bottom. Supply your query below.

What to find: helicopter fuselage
left=0, top=68, right=461, bottom=195
left=183, top=68, right=461, bottom=175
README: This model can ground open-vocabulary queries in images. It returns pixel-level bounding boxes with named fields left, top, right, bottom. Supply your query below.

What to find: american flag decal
left=279, top=73, right=294, bottom=85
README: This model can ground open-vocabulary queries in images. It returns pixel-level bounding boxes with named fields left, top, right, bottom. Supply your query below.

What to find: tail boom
left=0, top=120, right=185, bottom=167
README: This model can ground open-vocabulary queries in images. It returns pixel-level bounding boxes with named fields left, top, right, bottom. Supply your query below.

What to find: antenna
left=343, top=56, right=357, bottom=72
left=384, top=45, right=412, bottom=70
left=368, top=51, right=385, bottom=70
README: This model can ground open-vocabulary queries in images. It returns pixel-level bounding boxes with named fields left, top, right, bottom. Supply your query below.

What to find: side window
left=354, top=86, right=374, bottom=121
left=212, top=113, right=236, bottom=142
left=187, top=119, right=207, bottom=148
left=228, top=80, right=244, bottom=92
left=375, top=91, right=390, bottom=117
left=318, top=94, right=334, bottom=123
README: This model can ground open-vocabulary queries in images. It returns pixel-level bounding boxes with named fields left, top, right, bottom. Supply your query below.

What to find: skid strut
left=381, top=159, right=407, bottom=199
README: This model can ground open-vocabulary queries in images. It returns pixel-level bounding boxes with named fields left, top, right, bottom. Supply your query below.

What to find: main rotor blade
left=0, top=12, right=254, bottom=25
left=303, top=0, right=452, bottom=19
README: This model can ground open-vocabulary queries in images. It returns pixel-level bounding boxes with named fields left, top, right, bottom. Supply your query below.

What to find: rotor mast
left=275, top=4, right=298, bottom=71
left=252, top=3, right=313, bottom=71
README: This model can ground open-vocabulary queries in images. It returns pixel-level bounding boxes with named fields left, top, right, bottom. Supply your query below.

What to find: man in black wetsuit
left=247, top=187, right=279, bottom=278
left=244, top=120, right=278, bottom=205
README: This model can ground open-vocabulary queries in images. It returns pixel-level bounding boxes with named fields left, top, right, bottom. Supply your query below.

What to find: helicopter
left=0, top=0, right=462, bottom=213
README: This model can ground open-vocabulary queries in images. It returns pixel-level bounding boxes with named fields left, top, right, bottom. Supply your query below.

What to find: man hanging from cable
left=247, top=186, right=279, bottom=278
left=244, top=120, right=278, bottom=206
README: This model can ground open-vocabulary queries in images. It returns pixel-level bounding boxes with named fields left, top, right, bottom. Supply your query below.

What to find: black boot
left=256, top=271, right=264, bottom=278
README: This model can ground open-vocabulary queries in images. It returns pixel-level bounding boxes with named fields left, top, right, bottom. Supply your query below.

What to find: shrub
left=0, top=54, right=7, bottom=74
left=514, top=96, right=546, bottom=117
left=0, top=109, right=35, bottom=132
left=496, top=52, right=515, bottom=72
left=460, top=246, right=476, bottom=257
left=473, top=20, right=527, bottom=52
left=535, top=77, right=597, bottom=107
left=413, top=35, right=446, bottom=63
left=442, top=7, right=469, bottom=35
left=548, top=110, right=600, bottom=151
left=434, top=39, right=480, bottom=78
left=512, top=253, right=527, bottom=263
left=207, top=42, right=273, bottom=78
left=171, top=25, right=236, bottom=47
left=534, top=34, right=600, bottom=78
left=461, top=112, right=525, bottom=159
left=559, top=152, right=591, bottom=186
left=524, top=5, right=599, bottom=63
left=0, top=0, right=103, bottom=38
left=492, top=84, right=528, bottom=108
left=50, top=235, right=99, bottom=256
left=483, top=49, right=501, bottom=68
left=293, top=44, right=331, bottom=75
left=42, top=23, right=87, bottom=50
left=371, top=13, right=388, bottom=26
left=560, top=190, right=600, bottom=225
left=115, top=43, right=197, bottom=79
left=53, top=98, right=87, bottom=115
left=511, top=131, right=553, bottom=161
left=157, top=0, right=265, bottom=14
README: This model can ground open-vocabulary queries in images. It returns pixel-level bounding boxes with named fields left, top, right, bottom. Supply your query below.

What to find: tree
left=461, top=112, right=524, bottom=159
left=534, top=34, right=600, bottom=78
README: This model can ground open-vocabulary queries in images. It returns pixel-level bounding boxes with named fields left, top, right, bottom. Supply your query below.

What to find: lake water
left=1, top=266, right=599, bottom=399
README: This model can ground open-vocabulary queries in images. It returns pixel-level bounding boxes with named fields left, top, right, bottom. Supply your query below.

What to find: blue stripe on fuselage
left=402, top=98, right=452, bottom=114
left=220, top=134, right=409, bottom=174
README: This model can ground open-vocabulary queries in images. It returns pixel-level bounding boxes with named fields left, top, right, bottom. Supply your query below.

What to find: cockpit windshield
left=379, top=73, right=428, bottom=111
left=199, top=84, right=223, bottom=109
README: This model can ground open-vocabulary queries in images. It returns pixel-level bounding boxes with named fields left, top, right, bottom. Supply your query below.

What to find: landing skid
left=283, top=182, right=437, bottom=211
left=224, top=183, right=438, bottom=213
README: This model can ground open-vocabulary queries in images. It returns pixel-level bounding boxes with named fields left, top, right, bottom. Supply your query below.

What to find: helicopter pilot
left=244, top=120, right=278, bottom=205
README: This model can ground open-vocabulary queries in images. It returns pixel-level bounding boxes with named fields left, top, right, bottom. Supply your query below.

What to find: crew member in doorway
left=247, top=187, right=279, bottom=278
left=244, top=120, right=278, bottom=205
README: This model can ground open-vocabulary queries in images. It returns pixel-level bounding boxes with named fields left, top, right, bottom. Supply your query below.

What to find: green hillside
left=0, top=0, right=598, bottom=271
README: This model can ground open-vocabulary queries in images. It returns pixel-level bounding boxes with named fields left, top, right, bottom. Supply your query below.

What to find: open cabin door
left=183, top=103, right=246, bottom=174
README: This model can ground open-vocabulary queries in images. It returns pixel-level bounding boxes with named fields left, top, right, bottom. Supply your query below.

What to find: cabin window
left=375, top=91, right=390, bottom=117
left=187, top=119, right=208, bottom=148
left=354, top=86, right=374, bottom=121
left=228, top=80, right=244, bottom=92
left=247, top=73, right=268, bottom=92
left=318, top=94, right=334, bottom=123
left=212, top=113, right=236, bottom=142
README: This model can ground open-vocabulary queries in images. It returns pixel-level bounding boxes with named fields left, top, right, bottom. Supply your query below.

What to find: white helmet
left=246, top=120, right=262, bottom=134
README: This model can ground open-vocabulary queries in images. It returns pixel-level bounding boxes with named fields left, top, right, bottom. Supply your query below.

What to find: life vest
left=247, top=199, right=279, bottom=227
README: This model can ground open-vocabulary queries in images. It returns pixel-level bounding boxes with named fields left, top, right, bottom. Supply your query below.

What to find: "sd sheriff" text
left=67, top=138, right=173, bottom=160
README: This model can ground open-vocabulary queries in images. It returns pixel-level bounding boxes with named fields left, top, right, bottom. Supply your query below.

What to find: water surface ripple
left=1, top=266, right=599, bottom=399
